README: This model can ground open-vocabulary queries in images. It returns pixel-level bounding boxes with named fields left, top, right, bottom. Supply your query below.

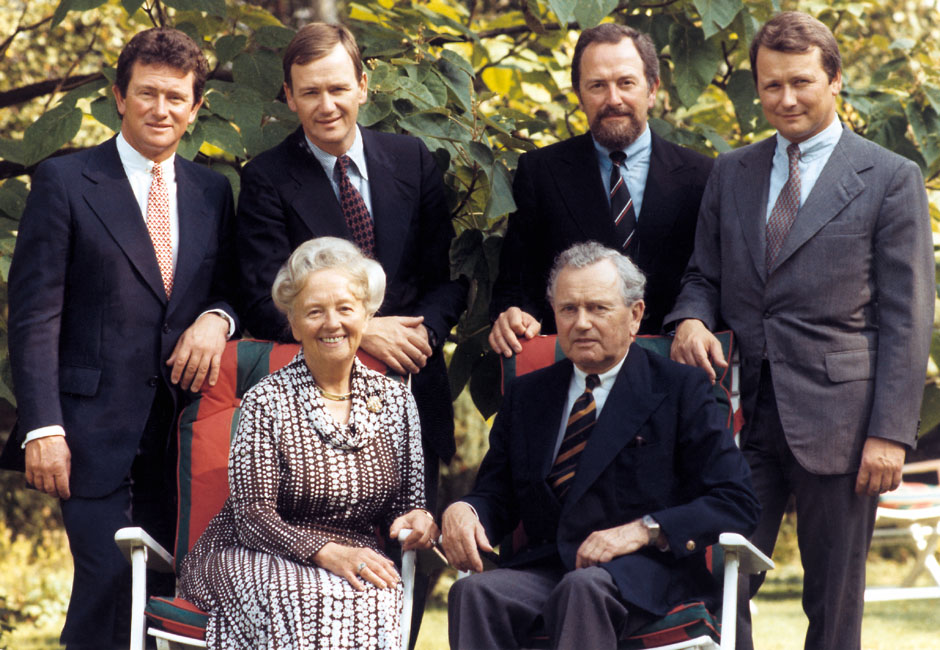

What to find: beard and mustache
left=590, top=104, right=643, bottom=150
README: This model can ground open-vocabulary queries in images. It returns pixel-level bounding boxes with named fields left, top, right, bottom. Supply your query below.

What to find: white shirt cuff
left=23, top=425, right=66, bottom=449
left=201, top=309, right=235, bottom=339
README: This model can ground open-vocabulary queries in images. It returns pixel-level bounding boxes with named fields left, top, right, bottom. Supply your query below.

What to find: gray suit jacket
left=667, top=127, right=933, bottom=474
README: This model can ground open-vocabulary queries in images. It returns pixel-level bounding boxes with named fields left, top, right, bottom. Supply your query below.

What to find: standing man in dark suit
left=234, top=22, right=466, bottom=645
left=443, top=242, right=759, bottom=649
left=0, top=28, right=238, bottom=649
left=667, top=12, right=933, bottom=650
left=489, top=23, right=713, bottom=356
left=236, top=21, right=466, bottom=509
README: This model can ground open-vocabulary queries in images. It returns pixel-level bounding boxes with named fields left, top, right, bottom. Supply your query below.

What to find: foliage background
left=2, top=0, right=940, bottom=644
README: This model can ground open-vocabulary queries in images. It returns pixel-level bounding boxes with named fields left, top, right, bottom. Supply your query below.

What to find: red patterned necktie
left=147, top=164, right=174, bottom=298
left=766, top=143, right=801, bottom=271
left=335, top=155, right=375, bottom=257
left=609, top=151, right=637, bottom=257
left=547, top=374, right=600, bottom=500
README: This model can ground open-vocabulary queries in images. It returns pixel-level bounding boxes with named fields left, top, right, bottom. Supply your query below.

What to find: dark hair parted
left=115, top=28, right=209, bottom=104
left=282, top=22, right=363, bottom=89
left=571, top=23, right=660, bottom=94
left=749, top=11, right=842, bottom=83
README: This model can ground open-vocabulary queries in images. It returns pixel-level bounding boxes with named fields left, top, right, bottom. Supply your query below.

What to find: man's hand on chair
left=670, top=319, right=727, bottom=384
left=441, top=502, right=494, bottom=573
left=575, top=521, right=648, bottom=568
left=489, top=307, right=541, bottom=358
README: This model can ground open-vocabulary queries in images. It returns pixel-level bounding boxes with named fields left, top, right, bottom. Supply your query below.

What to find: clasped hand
left=360, top=316, right=432, bottom=375
left=314, top=509, right=438, bottom=591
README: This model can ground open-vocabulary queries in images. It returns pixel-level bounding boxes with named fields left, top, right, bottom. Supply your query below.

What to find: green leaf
left=726, top=69, right=764, bottom=135
left=0, top=140, right=26, bottom=167
left=573, top=0, right=618, bottom=29
left=215, top=35, right=248, bottom=64
left=162, top=0, right=225, bottom=17
left=668, top=23, right=722, bottom=107
left=469, top=350, right=502, bottom=419
left=693, top=0, right=744, bottom=40
left=60, top=77, right=110, bottom=109
left=176, top=123, right=205, bottom=161
left=198, top=116, right=246, bottom=157
left=359, top=93, right=393, bottom=127
left=436, top=53, right=473, bottom=112
left=52, top=0, right=108, bottom=27
left=205, top=88, right=265, bottom=133
left=22, top=104, right=83, bottom=167
left=484, top=160, right=515, bottom=220
left=398, top=112, right=467, bottom=142
left=393, top=76, right=440, bottom=110
left=254, top=25, right=295, bottom=50
left=89, top=94, right=122, bottom=133
left=121, top=0, right=145, bottom=15
left=209, top=162, right=241, bottom=201
left=0, top=180, right=28, bottom=221
left=923, top=85, right=940, bottom=116
left=545, top=0, right=576, bottom=24
left=232, top=51, right=284, bottom=100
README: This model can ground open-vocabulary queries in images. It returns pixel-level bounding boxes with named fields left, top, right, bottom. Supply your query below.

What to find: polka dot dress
left=179, top=354, right=425, bottom=649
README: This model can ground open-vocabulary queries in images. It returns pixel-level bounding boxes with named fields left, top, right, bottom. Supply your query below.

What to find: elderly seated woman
left=178, top=237, right=438, bottom=649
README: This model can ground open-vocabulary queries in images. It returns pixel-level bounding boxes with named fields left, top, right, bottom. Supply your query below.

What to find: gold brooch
left=366, top=396, right=382, bottom=413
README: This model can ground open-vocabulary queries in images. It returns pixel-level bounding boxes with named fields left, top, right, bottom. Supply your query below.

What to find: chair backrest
left=500, top=332, right=738, bottom=431
left=173, top=339, right=397, bottom=568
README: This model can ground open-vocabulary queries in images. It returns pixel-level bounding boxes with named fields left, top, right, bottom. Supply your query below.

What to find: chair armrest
left=902, top=459, right=940, bottom=482
left=719, top=532, right=774, bottom=575
left=114, top=526, right=175, bottom=573
left=397, top=529, right=416, bottom=650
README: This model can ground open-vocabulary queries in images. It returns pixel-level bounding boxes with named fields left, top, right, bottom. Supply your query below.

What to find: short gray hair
left=272, top=237, right=386, bottom=317
left=546, top=241, right=646, bottom=307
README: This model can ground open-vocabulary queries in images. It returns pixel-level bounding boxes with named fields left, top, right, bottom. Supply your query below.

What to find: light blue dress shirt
left=765, top=119, right=843, bottom=221
left=593, top=125, right=652, bottom=220
left=304, top=126, right=374, bottom=220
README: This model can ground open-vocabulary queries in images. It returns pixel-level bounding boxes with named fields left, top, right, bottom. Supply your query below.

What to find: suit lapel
left=170, top=159, right=213, bottom=310
left=563, top=346, right=666, bottom=509
left=548, top=134, right=612, bottom=242
left=770, top=128, right=867, bottom=272
left=82, top=139, right=167, bottom=303
left=528, top=360, right=575, bottom=482
left=284, top=128, right=350, bottom=240
left=733, top=138, right=776, bottom=283
left=361, top=129, right=409, bottom=281
left=636, top=132, right=688, bottom=265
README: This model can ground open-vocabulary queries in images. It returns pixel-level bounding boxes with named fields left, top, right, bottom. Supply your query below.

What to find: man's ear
left=112, top=84, right=125, bottom=118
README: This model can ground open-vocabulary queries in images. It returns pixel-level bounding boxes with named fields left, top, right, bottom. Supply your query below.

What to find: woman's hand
left=390, top=509, right=440, bottom=551
left=313, top=542, right=400, bottom=591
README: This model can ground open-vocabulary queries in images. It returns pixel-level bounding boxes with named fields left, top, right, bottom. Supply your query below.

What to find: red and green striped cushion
left=621, top=601, right=720, bottom=648
left=144, top=596, right=209, bottom=639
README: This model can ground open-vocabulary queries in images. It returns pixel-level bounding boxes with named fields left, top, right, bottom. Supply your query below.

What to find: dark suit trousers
left=736, top=363, right=878, bottom=650
left=59, top=386, right=177, bottom=649
left=449, top=564, right=650, bottom=650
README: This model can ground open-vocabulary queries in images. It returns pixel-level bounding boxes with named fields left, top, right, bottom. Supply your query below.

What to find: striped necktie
left=547, top=373, right=600, bottom=500
left=147, top=163, right=174, bottom=298
left=766, top=143, right=801, bottom=271
left=335, top=155, right=376, bottom=258
left=609, top=151, right=637, bottom=256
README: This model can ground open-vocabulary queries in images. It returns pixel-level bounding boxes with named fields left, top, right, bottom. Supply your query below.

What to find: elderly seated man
left=441, top=241, right=760, bottom=649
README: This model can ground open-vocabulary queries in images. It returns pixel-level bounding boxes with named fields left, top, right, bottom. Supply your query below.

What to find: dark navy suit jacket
left=492, top=131, right=713, bottom=335
left=235, top=126, right=467, bottom=463
left=2, top=138, right=238, bottom=497
left=463, top=345, right=759, bottom=616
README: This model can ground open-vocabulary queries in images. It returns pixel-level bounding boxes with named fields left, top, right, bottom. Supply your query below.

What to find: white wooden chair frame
left=115, top=527, right=416, bottom=650
left=865, top=459, right=940, bottom=602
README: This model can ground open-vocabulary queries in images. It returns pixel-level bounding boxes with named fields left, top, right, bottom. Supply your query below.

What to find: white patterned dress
left=179, top=354, right=425, bottom=649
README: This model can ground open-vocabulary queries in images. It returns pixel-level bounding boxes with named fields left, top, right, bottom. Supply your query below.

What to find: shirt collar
left=116, top=132, right=175, bottom=181
left=592, top=124, right=652, bottom=167
left=304, top=126, right=368, bottom=180
left=572, top=349, right=629, bottom=389
left=775, top=118, right=843, bottom=162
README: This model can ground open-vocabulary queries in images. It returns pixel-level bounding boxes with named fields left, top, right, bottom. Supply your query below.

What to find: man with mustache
left=488, top=23, right=713, bottom=356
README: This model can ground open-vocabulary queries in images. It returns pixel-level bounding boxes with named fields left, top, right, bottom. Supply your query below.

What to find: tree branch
left=0, top=74, right=105, bottom=110
left=0, top=10, right=53, bottom=59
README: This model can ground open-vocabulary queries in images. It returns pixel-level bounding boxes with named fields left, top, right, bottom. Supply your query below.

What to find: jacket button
left=162, top=323, right=171, bottom=334
left=686, top=540, right=696, bottom=552
left=148, top=376, right=159, bottom=387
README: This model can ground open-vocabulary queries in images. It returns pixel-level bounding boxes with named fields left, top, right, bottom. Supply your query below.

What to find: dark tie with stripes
left=609, top=151, right=637, bottom=256
left=335, top=155, right=376, bottom=258
left=547, top=373, right=600, bottom=500
left=766, top=143, right=801, bottom=271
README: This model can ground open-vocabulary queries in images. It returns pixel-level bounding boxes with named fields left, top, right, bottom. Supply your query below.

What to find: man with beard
left=488, top=23, right=713, bottom=355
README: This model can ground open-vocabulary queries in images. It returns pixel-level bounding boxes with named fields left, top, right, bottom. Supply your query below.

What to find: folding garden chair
left=865, top=458, right=940, bottom=602
left=114, top=339, right=417, bottom=650
left=491, top=332, right=772, bottom=650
